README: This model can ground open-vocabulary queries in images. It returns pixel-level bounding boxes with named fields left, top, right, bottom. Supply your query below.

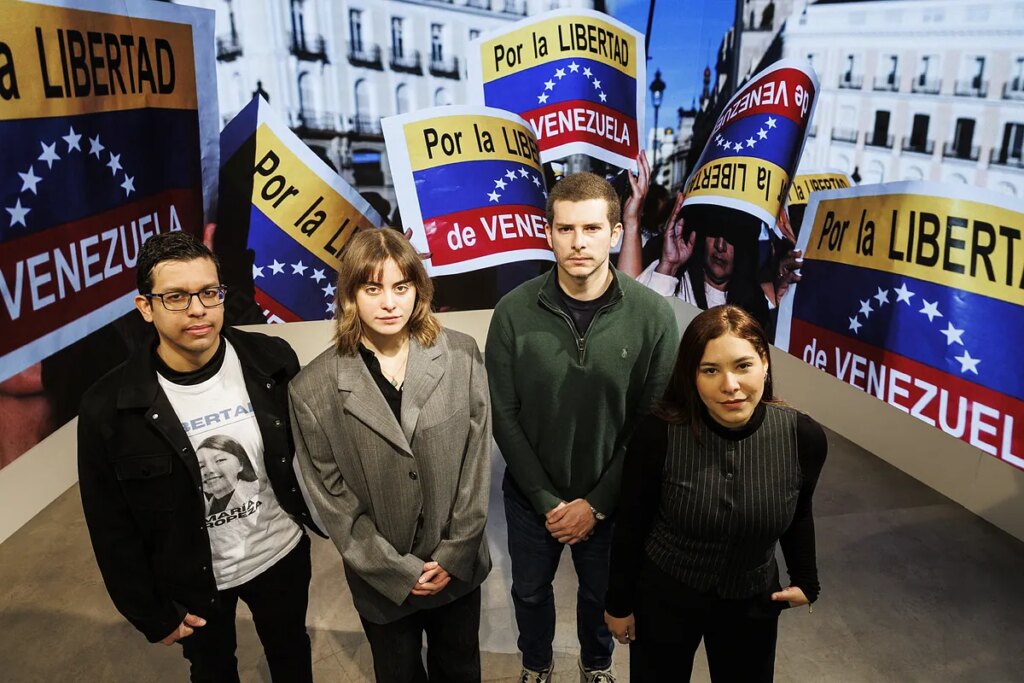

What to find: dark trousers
left=180, top=534, right=313, bottom=683
left=503, top=476, right=614, bottom=671
left=630, top=561, right=780, bottom=683
left=360, top=586, right=482, bottom=683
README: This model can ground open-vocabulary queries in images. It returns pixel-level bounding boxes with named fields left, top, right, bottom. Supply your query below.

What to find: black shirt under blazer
left=606, top=403, right=827, bottom=618
left=77, top=327, right=323, bottom=643
left=288, top=328, right=492, bottom=624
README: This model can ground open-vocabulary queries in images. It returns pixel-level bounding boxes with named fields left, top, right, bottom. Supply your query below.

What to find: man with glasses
left=78, top=231, right=321, bottom=682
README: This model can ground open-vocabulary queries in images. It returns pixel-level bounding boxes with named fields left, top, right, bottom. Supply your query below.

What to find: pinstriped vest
left=644, top=404, right=802, bottom=599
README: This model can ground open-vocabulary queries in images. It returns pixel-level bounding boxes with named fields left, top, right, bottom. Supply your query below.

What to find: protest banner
left=383, top=105, right=552, bottom=276
left=776, top=182, right=1024, bottom=469
left=0, top=0, right=217, bottom=384
left=467, top=9, right=644, bottom=170
left=683, top=59, right=819, bottom=228
left=785, top=170, right=852, bottom=239
left=218, top=96, right=382, bottom=323
left=787, top=170, right=852, bottom=207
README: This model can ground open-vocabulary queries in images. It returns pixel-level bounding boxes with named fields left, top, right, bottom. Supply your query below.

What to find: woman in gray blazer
left=289, top=229, right=492, bottom=683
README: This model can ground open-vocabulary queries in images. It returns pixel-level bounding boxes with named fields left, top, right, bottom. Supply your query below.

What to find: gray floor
left=2, top=428, right=1024, bottom=682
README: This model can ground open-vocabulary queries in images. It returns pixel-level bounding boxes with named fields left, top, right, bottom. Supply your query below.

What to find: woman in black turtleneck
left=604, top=304, right=828, bottom=682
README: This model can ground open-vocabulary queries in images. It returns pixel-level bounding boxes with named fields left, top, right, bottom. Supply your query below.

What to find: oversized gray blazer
left=289, top=328, right=492, bottom=624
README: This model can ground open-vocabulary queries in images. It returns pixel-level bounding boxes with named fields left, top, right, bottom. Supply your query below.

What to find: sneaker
left=519, top=664, right=552, bottom=683
left=578, top=658, right=616, bottom=683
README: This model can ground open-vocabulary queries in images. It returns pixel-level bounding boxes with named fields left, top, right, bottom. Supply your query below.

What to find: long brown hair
left=655, top=305, right=778, bottom=434
left=332, top=228, right=440, bottom=354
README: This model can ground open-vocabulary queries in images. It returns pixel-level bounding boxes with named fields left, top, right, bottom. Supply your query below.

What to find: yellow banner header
left=683, top=156, right=790, bottom=216
left=404, top=114, right=542, bottom=172
left=479, top=14, right=636, bottom=81
left=0, top=2, right=198, bottom=120
left=787, top=172, right=851, bottom=206
left=804, top=193, right=1024, bottom=304
left=252, top=124, right=376, bottom=265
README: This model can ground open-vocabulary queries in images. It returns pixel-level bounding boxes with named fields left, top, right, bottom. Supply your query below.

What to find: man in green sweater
left=485, top=172, right=679, bottom=683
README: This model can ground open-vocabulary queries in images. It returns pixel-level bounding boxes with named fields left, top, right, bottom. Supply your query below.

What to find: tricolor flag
left=684, top=59, right=819, bottom=228
left=219, top=97, right=381, bottom=323
left=384, top=105, right=551, bottom=276
left=0, top=0, right=217, bottom=382
left=468, top=9, right=644, bottom=171
left=777, top=182, right=1024, bottom=470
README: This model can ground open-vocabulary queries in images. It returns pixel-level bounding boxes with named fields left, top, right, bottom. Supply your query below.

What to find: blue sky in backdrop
left=608, top=0, right=736, bottom=138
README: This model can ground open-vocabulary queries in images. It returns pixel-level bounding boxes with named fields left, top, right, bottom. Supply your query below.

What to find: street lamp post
left=650, top=69, right=666, bottom=178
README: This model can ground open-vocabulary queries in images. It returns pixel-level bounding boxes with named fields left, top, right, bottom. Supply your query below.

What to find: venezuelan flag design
left=468, top=9, right=644, bottom=170
left=384, top=106, right=552, bottom=277
left=777, top=183, right=1024, bottom=469
left=684, top=60, right=818, bottom=228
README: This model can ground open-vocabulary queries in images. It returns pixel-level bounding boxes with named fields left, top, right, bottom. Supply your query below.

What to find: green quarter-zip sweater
left=485, top=267, right=680, bottom=516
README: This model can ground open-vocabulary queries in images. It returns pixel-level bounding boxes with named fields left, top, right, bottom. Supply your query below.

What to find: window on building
left=431, top=24, right=443, bottom=62
left=998, top=122, right=1024, bottom=163
left=349, top=9, right=363, bottom=52
left=395, top=84, right=410, bottom=115
left=391, top=17, right=404, bottom=58
left=1011, top=57, right=1024, bottom=93
left=290, top=0, right=306, bottom=49
left=470, top=29, right=481, bottom=42
left=871, top=110, right=891, bottom=147
left=298, top=71, right=313, bottom=122
left=434, top=87, right=451, bottom=106
left=952, top=118, right=976, bottom=159
left=909, top=114, right=930, bottom=151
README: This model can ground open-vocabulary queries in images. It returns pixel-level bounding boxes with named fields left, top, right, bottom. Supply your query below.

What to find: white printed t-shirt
left=159, top=340, right=301, bottom=589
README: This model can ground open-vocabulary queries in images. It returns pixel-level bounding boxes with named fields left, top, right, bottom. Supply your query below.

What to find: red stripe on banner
left=714, top=67, right=814, bottom=132
left=423, top=204, right=549, bottom=267
left=0, top=188, right=203, bottom=357
left=521, top=100, right=637, bottom=159
left=788, top=318, right=1024, bottom=468
left=255, top=287, right=306, bottom=323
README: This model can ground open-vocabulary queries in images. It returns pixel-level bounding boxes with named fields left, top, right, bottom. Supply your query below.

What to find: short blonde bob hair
left=332, top=228, right=440, bottom=354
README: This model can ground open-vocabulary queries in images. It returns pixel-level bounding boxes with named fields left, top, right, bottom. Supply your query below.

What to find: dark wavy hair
left=197, top=434, right=257, bottom=482
left=655, top=305, right=778, bottom=435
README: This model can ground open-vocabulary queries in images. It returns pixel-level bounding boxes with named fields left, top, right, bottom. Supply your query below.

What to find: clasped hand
left=410, top=560, right=450, bottom=596
left=545, top=499, right=596, bottom=545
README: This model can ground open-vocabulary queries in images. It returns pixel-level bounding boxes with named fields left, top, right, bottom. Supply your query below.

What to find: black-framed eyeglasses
left=145, top=285, right=228, bottom=311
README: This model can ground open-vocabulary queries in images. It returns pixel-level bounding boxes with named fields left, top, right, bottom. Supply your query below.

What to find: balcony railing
left=500, top=0, right=528, bottom=15
left=953, top=79, right=988, bottom=98
left=1002, top=81, right=1024, bottom=100
left=831, top=128, right=859, bottom=144
left=807, top=124, right=818, bottom=138
left=466, top=0, right=491, bottom=8
left=290, top=34, right=328, bottom=62
left=429, top=55, right=460, bottom=79
left=295, top=111, right=340, bottom=135
left=390, top=48, right=422, bottom=74
left=348, top=42, right=383, bottom=69
left=838, top=74, right=864, bottom=90
left=865, top=133, right=894, bottom=149
left=873, top=75, right=899, bottom=92
left=351, top=115, right=383, bottom=137
left=990, top=148, right=1024, bottom=169
left=911, top=77, right=941, bottom=94
left=942, top=142, right=980, bottom=161
left=900, top=137, right=935, bottom=155
left=216, top=34, right=242, bottom=61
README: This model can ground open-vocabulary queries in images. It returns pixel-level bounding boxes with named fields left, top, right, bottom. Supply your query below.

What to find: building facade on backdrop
left=178, top=0, right=598, bottom=214
left=783, top=0, right=1024, bottom=197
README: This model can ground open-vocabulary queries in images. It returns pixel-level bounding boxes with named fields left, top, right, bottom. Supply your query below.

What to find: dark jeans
left=180, top=534, right=312, bottom=683
left=630, top=560, right=780, bottom=682
left=360, top=586, right=482, bottom=683
left=503, top=475, right=614, bottom=671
